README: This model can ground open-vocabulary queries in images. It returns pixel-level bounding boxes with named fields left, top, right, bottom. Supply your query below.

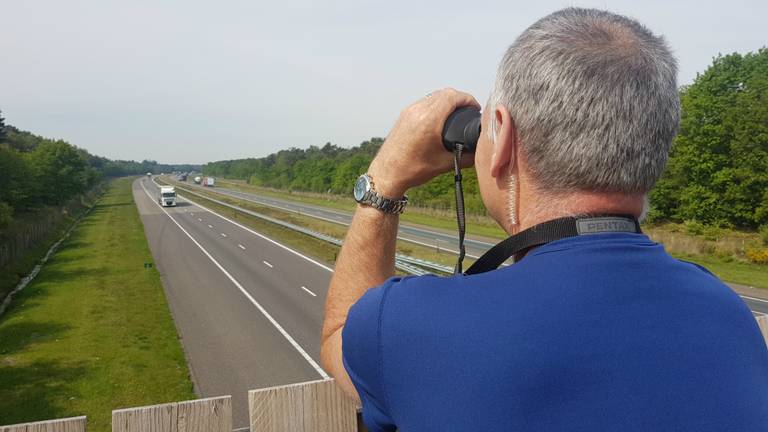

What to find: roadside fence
left=0, top=186, right=104, bottom=271
left=1, top=379, right=363, bottom=432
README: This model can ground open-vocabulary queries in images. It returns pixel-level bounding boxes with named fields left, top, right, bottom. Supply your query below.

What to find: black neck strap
left=464, top=215, right=642, bottom=275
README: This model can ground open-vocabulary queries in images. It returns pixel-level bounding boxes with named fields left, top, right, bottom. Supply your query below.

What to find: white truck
left=158, top=186, right=177, bottom=207
left=204, top=177, right=215, bottom=187
left=193, top=176, right=202, bottom=185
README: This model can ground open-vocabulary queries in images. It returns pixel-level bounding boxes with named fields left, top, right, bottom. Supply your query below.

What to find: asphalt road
left=134, top=176, right=768, bottom=427
left=174, top=179, right=495, bottom=259
left=133, top=178, right=330, bottom=428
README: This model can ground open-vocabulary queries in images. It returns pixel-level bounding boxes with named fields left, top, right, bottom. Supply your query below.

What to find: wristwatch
left=353, top=174, right=408, bottom=215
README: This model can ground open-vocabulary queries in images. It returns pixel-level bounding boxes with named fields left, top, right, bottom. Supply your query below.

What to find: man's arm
left=320, top=88, right=479, bottom=401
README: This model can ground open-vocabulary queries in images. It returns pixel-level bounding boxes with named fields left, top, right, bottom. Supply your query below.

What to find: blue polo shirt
left=342, top=233, right=768, bottom=431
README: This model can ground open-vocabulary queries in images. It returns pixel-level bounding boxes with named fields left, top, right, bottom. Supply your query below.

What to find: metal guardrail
left=158, top=180, right=447, bottom=276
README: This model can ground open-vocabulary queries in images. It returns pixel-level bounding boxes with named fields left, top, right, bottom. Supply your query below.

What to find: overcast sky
left=1, top=0, right=765, bottom=164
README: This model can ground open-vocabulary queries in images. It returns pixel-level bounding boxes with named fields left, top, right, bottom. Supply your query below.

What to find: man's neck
left=512, top=190, right=645, bottom=234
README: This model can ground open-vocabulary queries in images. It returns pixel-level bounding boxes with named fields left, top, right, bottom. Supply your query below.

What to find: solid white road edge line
left=740, top=295, right=768, bottom=304
left=301, top=286, right=317, bottom=297
left=139, top=179, right=329, bottom=379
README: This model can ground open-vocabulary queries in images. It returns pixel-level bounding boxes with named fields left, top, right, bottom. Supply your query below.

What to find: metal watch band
left=363, top=190, right=408, bottom=215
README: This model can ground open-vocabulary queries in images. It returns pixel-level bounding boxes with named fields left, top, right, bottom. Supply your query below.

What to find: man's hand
left=366, top=88, right=480, bottom=198
left=320, top=88, right=479, bottom=402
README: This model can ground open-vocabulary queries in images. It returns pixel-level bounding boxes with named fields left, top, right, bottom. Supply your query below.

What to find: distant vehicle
left=158, top=186, right=177, bottom=207
left=193, top=176, right=202, bottom=184
left=204, top=177, right=215, bottom=187
left=146, top=172, right=152, bottom=177
left=177, top=173, right=188, bottom=182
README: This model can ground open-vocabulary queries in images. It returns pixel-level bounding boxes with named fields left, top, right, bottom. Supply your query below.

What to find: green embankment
left=0, top=178, right=194, bottom=431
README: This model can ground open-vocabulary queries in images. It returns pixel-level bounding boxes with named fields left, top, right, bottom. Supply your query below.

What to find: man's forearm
left=322, top=205, right=399, bottom=341
left=320, top=204, right=399, bottom=397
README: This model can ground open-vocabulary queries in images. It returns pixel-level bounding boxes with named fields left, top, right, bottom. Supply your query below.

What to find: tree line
left=0, top=114, right=199, bottom=228
left=204, top=48, right=762, bottom=230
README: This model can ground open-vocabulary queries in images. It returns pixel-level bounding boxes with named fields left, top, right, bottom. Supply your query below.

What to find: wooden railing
left=0, top=379, right=358, bottom=432
left=4, top=315, right=768, bottom=432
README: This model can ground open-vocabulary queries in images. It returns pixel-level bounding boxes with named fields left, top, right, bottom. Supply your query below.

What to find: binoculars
left=442, top=107, right=481, bottom=153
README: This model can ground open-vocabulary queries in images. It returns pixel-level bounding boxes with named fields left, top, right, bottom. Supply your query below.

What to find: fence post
left=249, top=379, right=358, bottom=432
left=0, top=416, right=87, bottom=432
left=112, top=396, right=232, bottom=432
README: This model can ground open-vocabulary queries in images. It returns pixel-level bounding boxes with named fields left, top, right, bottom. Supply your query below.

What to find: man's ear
left=490, top=105, right=516, bottom=179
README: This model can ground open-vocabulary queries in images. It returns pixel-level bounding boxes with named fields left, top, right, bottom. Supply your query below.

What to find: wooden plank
left=112, top=396, right=231, bottom=432
left=0, top=416, right=87, bottom=432
left=249, top=379, right=357, bottom=432
left=756, top=315, right=768, bottom=346
left=177, top=397, right=232, bottom=432
left=112, top=402, right=176, bottom=432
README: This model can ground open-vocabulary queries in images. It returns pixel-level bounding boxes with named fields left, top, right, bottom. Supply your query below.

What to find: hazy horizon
left=2, top=0, right=765, bottom=164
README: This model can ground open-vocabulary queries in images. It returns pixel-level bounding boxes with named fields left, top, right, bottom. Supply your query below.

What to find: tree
left=27, top=140, right=88, bottom=205
left=0, top=109, right=6, bottom=143
left=650, top=48, right=768, bottom=228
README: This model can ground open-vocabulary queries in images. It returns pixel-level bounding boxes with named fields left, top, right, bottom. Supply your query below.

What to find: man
left=321, top=8, right=768, bottom=431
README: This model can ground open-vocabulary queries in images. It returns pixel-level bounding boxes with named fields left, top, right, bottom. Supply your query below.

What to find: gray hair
left=488, top=8, right=680, bottom=194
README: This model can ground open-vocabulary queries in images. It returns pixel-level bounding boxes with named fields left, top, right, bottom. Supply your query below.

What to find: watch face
left=353, top=175, right=369, bottom=202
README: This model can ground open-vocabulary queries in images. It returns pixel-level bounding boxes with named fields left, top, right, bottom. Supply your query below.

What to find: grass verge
left=0, top=178, right=194, bottom=431
left=671, top=253, right=768, bottom=289
left=215, top=178, right=507, bottom=240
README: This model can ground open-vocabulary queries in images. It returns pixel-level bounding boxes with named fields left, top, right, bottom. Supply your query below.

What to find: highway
left=165, top=181, right=768, bottom=306
left=171, top=178, right=497, bottom=259
left=134, top=176, right=768, bottom=427
left=133, top=178, right=330, bottom=428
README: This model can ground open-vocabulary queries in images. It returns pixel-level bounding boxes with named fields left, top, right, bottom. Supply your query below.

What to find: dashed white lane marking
left=301, top=286, right=317, bottom=297
left=221, top=233, right=227, bottom=237
left=238, top=244, right=246, bottom=250
left=262, top=260, right=274, bottom=268
left=197, top=218, right=202, bottom=221
left=170, top=188, right=334, bottom=273
left=208, top=224, right=213, bottom=228
left=138, top=179, right=328, bottom=379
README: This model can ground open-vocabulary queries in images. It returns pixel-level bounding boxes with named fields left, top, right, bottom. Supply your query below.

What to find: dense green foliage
left=204, top=139, right=487, bottom=213
left=650, top=49, right=768, bottom=229
left=210, top=49, right=767, bottom=227
left=0, top=115, right=199, bottom=228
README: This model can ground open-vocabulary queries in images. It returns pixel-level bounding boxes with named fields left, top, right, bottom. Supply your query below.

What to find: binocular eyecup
left=442, top=106, right=481, bottom=153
